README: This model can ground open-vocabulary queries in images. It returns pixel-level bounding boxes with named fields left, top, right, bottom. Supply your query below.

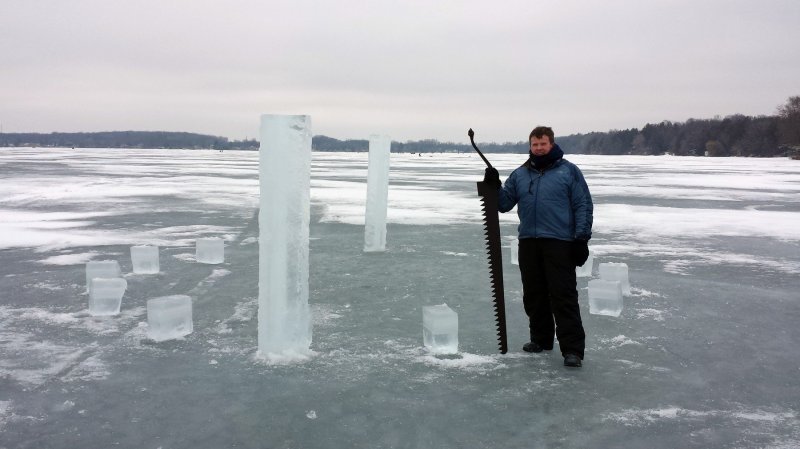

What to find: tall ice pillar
left=363, top=134, right=391, bottom=252
left=258, top=114, right=312, bottom=359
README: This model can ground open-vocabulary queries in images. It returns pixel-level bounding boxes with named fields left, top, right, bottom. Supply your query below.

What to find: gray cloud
left=2, top=0, right=799, bottom=143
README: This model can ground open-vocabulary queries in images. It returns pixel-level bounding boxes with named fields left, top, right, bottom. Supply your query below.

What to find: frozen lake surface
left=1, top=148, right=799, bottom=448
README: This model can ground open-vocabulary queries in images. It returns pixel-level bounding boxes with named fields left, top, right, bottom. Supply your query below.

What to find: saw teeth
left=476, top=181, right=508, bottom=355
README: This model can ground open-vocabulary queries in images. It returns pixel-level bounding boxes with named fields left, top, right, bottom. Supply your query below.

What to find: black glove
left=571, top=240, right=589, bottom=267
left=483, top=167, right=501, bottom=189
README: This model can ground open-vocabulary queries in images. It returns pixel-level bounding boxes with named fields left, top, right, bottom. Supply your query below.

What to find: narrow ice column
left=363, top=135, right=391, bottom=252
left=257, top=114, right=313, bottom=359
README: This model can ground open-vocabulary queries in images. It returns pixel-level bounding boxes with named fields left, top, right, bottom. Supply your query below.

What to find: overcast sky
left=2, top=0, right=799, bottom=143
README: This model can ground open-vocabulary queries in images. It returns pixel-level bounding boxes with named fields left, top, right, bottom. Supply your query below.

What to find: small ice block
left=588, top=279, right=623, bottom=317
left=85, top=260, right=121, bottom=292
left=510, top=238, right=519, bottom=266
left=147, top=295, right=193, bottom=342
left=88, top=277, right=127, bottom=316
left=598, top=262, right=630, bottom=295
left=422, top=304, right=459, bottom=354
left=576, top=251, right=594, bottom=277
left=196, top=237, right=224, bottom=264
left=131, top=245, right=160, bottom=274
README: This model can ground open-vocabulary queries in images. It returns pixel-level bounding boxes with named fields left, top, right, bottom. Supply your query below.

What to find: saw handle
left=468, top=128, right=493, bottom=169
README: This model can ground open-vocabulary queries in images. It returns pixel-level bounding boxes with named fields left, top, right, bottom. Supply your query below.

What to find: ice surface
left=146, top=295, right=193, bottom=341
left=85, top=260, right=121, bottom=292
left=130, top=245, right=159, bottom=274
left=257, top=114, right=312, bottom=358
left=576, top=250, right=594, bottom=277
left=599, top=262, right=631, bottom=294
left=4, top=151, right=800, bottom=253
left=363, top=135, right=391, bottom=252
left=588, top=278, right=623, bottom=317
left=422, top=304, right=459, bottom=354
left=196, top=237, right=224, bottom=264
left=2, top=151, right=800, bottom=449
left=88, top=277, right=127, bottom=316
left=510, top=237, right=519, bottom=265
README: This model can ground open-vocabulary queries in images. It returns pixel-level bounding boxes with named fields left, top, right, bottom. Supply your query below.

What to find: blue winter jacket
left=497, top=149, right=593, bottom=241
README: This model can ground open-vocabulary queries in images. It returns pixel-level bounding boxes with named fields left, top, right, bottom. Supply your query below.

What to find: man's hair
left=529, top=126, right=555, bottom=145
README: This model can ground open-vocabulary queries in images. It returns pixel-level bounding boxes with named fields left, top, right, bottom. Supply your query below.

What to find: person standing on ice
left=483, top=126, right=593, bottom=368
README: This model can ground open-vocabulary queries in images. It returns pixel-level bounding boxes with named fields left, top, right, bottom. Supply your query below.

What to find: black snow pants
left=518, top=238, right=585, bottom=359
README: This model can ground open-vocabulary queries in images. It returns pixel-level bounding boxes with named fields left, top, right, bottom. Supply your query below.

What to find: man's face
left=530, top=135, right=553, bottom=157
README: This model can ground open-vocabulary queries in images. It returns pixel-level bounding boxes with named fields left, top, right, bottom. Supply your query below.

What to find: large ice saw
left=469, top=128, right=508, bottom=354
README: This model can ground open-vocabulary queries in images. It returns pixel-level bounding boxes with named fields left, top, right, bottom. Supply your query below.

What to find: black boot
left=522, top=342, right=552, bottom=353
left=563, top=353, right=582, bottom=367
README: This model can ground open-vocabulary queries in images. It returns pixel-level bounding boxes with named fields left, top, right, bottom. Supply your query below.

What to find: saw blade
left=477, top=180, right=508, bottom=354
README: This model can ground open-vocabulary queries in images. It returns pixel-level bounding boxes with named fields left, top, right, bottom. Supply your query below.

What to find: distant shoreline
left=1, top=113, right=797, bottom=158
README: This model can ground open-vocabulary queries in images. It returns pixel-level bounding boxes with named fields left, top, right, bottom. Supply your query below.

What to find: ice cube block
left=510, top=238, right=519, bottom=266
left=88, top=277, right=127, bottom=316
left=131, top=245, right=160, bottom=274
left=576, top=250, right=594, bottom=277
left=147, top=295, right=193, bottom=342
left=196, top=237, right=224, bottom=264
left=598, top=262, right=630, bottom=295
left=588, top=279, right=623, bottom=317
left=85, top=260, right=121, bottom=292
left=422, top=304, right=459, bottom=354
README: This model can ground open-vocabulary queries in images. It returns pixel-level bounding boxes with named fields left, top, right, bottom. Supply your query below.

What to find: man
left=484, top=126, right=593, bottom=367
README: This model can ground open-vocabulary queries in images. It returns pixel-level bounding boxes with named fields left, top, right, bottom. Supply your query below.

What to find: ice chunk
left=510, top=238, right=519, bottom=265
left=147, top=295, right=193, bottom=341
left=196, top=237, right=224, bottom=264
left=85, top=260, right=121, bottom=292
left=422, top=304, right=459, bottom=354
left=257, top=114, right=313, bottom=358
left=598, top=262, right=630, bottom=294
left=88, top=277, right=127, bottom=316
left=588, top=279, right=623, bottom=317
left=575, top=250, right=594, bottom=277
left=130, top=245, right=159, bottom=274
left=364, top=134, right=391, bottom=252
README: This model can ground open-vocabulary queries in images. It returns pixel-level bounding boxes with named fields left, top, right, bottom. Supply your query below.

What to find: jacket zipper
left=530, top=169, right=544, bottom=237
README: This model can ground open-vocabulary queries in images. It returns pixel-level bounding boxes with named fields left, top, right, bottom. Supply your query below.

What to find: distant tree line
left=3, top=96, right=798, bottom=157
left=0, top=131, right=235, bottom=150
left=571, top=95, right=799, bottom=157
left=558, top=114, right=785, bottom=157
